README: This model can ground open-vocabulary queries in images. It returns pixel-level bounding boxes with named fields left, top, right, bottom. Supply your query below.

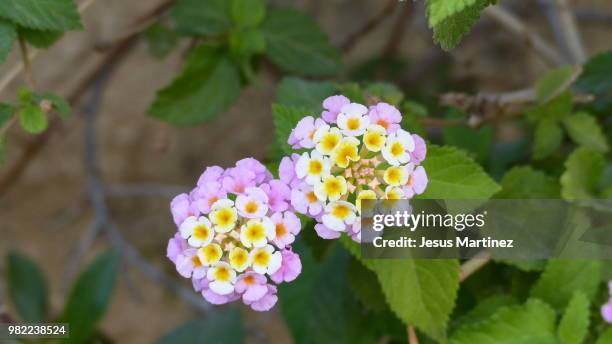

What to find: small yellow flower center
left=391, top=142, right=404, bottom=157
left=347, top=117, right=360, bottom=130
left=253, top=250, right=270, bottom=266
left=191, top=255, right=202, bottom=267
left=324, top=179, right=342, bottom=194
left=306, top=191, right=318, bottom=203
left=308, top=160, right=323, bottom=174
left=245, top=201, right=258, bottom=214
left=332, top=204, right=351, bottom=219
left=322, top=133, right=339, bottom=151
left=214, top=266, right=231, bottom=282
left=230, top=248, right=248, bottom=267
left=245, top=223, right=265, bottom=242
left=275, top=223, right=287, bottom=237
left=193, top=225, right=210, bottom=239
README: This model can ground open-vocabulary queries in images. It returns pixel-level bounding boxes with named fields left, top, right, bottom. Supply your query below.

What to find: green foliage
left=231, top=0, right=266, bottom=28
left=530, top=260, right=601, bottom=311
left=536, top=65, right=582, bottom=104
left=155, top=308, right=244, bottom=343
left=496, top=166, right=560, bottom=199
left=7, top=251, right=48, bottom=322
left=574, top=50, right=612, bottom=114
left=452, top=295, right=517, bottom=330
left=533, top=119, right=563, bottom=160
left=560, top=147, right=605, bottom=199
left=18, top=27, right=62, bottom=48
left=442, top=109, right=493, bottom=164
left=18, top=104, right=47, bottom=133
left=347, top=258, right=388, bottom=312
left=148, top=45, right=241, bottom=126
left=276, top=77, right=335, bottom=111
left=0, top=0, right=81, bottom=32
left=597, top=328, right=612, bottom=344
left=557, top=291, right=590, bottom=344
left=562, top=112, right=609, bottom=153
left=144, top=23, right=179, bottom=59
left=364, top=82, right=404, bottom=105
left=37, top=92, right=72, bottom=119
left=450, top=299, right=557, bottom=344
left=272, top=103, right=309, bottom=155
left=60, top=250, right=120, bottom=344
left=418, top=145, right=501, bottom=199
left=426, top=0, right=494, bottom=50
left=262, top=7, right=341, bottom=76
left=171, top=0, right=231, bottom=35
left=0, top=19, right=16, bottom=63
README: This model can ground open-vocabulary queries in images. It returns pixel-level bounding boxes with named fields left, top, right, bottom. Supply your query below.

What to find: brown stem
left=342, top=0, right=398, bottom=53
left=407, top=325, right=419, bottom=344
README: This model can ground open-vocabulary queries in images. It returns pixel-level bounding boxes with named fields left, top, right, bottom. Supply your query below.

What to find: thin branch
left=407, top=325, right=419, bottom=344
left=0, top=0, right=98, bottom=95
left=18, top=38, right=35, bottom=89
left=460, top=250, right=492, bottom=282
left=484, top=5, right=563, bottom=66
left=382, top=1, right=414, bottom=57
left=341, top=0, right=398, bottom=53
left=552, top=0, right=587, bottom=63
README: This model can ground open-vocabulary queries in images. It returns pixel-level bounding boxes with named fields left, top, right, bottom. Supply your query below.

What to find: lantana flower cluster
left=166, top=158, right=302, bottom=311
left=281, top=95, right=428, bottom=242
left=602, top=281, right=612, bottom=323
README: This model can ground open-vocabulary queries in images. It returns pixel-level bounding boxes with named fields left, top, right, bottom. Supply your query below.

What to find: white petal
left=210, top=281, right=235, bottom=295
left=267, top=252, right=282, bottom=275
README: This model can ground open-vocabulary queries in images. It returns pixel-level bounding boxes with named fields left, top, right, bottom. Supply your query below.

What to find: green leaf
left=155, top=308, right=244, bottom=344
left=0, top=0, right=81, bottom=31
left=276, top=77, right=335, bottom=111
left=0, top=19, right=16, bottom=63
left=60, top=250, right=120, bottom=344
left=18, top=27, right=62, bottom=48
left=262, top=7, right=341, bottom=76
left=450, top=299, right=557, bottom=344
left=148, top=45, right=241, bottom=126
left=526, top=91, right=573, bottom=123
left=229, top=28, right=265, bottom=58
left=0, top=103, right=12, bottom=125
left=369, top=259, right=460, bottom=341
left=364, top=82, right=404, bottom=105
left=347, top=258, right=388, bottom=312
left=496, top=166, right=560, bottom=198
left=574, top=50, right=612, bottom=114
left=7, top=252, right=48, bottom=322
left=530, top=260, right=601, bottom=310
left=562, top=112, right=609, bottom=152
left=597, top=328, right=612, bottom=344
left=427, top=0, right=493, bottom=50
left=536, top=65, right=582, bottom=104
left=230, top=0, right=266, bottom=28
left=442, top=109, right=493, bottom=164
left=0, top=135, right=6, bottom=165
left=171, top=0, right=231, bottom=35
left=533, top=119, right=563, bottom=160
left=418, top=145, right=501, bottom=199
left=144, top=23, right=179, bottom=59
left=452, top=295, right=517, bottom=330
left=272, top=103, right=309, bottom=155
left=560, top=147, right=605, bottom=199
left=18, top=105, right=47, bottom=133
left=558, top=291, right=590, bottom=344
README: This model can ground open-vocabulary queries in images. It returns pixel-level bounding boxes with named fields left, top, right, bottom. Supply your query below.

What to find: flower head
left=285, top=97, right=428, bottom=242
left=166, top=159, right=303, bottom=311
left=603, top=281, right=612, bottom=323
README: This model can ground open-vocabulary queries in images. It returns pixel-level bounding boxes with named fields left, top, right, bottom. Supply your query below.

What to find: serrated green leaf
left=558, top=291, right=590, bottom=344
left=60, top=250, right=119, bottom=344
left=171, top=0, right=231, bottom=35
left=370, top=259, right=460, bottom=341
left=533, top=119, right=563, bottom=160
left=144, top=23, right=179, bottom=59
left=562, top=112, right=609, bottom=152
left=530, top=260, right=600, bottom=310
left=148, top=45, right=241, bottom=126
left=0, top=0, right=81, bottom=32
left=597, top=328, right=612, bottom=344
left=18, top=105, right=47, bottom=134
left=452, top=295, right=517, bottom=330
left=230, top=0, right=266, bottom=28
left=450, top=299, right=557, bottom=344
left=427, top=0, right=492, bottom=50
left=496, top=166, right=560, bottom=199
left=418, top=145, right=501, bottom=199
left=536, top=65, right=582, bottom=104
left=155, top=308, right=244, bottom=344
left=276, top=77, right=335, bottom=111
left=0, top=19, right=16, bottom=63
left=272, top=103, right=310, bottom=155
left=560, top=147, right=605, bottom=199
left=7, top=252, right=48, bottom=322
left=262, top=7, right=340, bottom=76
left=18, top=27, right=62, bottom=48
left=574, top=50, right=612, bottom=114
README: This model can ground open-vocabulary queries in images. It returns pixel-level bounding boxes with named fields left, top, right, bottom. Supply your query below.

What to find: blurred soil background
left=0, top=0, right=611, bottom=343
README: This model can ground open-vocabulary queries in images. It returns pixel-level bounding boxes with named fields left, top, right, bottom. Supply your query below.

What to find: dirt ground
left=1, top=0, right=611, bottom=343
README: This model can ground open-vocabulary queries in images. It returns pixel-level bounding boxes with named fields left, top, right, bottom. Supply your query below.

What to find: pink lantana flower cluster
left=282, top=95, right=428, bottom=242
left=166, top=158, right=302, bottom=311
left=602, top=281, right=612, bottom=323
